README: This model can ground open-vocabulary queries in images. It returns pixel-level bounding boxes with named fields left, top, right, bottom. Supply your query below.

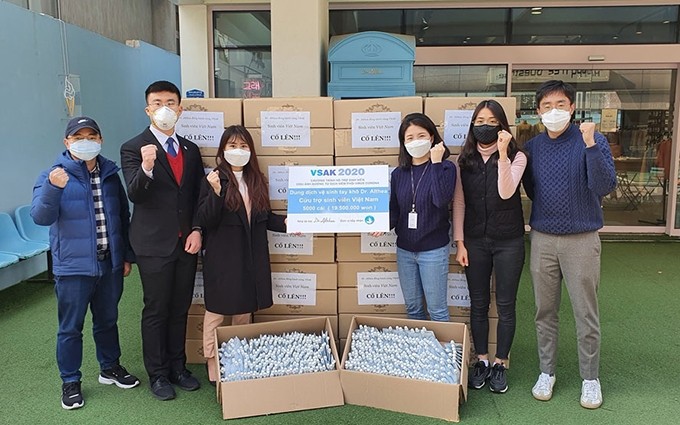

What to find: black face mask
left=472, top=124, right=501, bottom=145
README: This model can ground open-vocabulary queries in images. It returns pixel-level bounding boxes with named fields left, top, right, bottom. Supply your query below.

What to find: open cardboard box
left=340, top=315, right=469, bottom=422
left=214, top=317, right=344, bottom=419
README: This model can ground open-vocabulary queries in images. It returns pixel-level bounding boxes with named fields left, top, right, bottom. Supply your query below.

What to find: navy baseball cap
left=65, top=116, right=101, bottom=138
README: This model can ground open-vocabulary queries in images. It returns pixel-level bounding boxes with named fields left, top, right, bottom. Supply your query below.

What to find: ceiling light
left=531, top=10, right=542, bottom=15
left=531, top=7, right=542, bottom=11
left=635, top=23, right=643, bottom=35
left=663, top=20, right=670, bottom=24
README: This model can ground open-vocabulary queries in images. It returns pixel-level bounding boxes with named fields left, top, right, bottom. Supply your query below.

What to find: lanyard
left=410, top=161, right=430, bottom=213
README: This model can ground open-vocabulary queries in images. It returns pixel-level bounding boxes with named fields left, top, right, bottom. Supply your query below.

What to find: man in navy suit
left=120, top=81, right=204, bottom=400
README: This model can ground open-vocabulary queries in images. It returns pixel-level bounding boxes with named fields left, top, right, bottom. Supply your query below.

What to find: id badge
left=408, top=211, right=418, bottom=229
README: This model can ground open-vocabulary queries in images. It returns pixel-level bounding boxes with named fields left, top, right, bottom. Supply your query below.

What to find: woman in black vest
left=453, top=100, right=526, bottom=393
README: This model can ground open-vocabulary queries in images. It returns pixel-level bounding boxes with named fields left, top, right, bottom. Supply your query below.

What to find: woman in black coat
left=197, top=125, right=286, bottom=383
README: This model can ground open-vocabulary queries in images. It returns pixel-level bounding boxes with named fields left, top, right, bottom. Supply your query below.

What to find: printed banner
left=287, top=165, right=390, bottom=233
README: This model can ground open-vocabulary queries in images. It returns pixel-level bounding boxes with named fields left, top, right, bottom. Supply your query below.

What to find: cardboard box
left=188, top=303, right=207, bottom=315
left=340, top=316, right=469, bottom=422
left=258, top=155, right=334, bottom=210
left=249, top=127, right=334, bottom=156
left=333, top=97, right=423, bottom=129
left=243, top=97, right=334, bottom=128
left=337, top=261, right=398, bottom=287
left=186, top=313, right=230, bottom=340
left=334, top=155, right=399, bottom=168
left=270, top=263, right=338, bottom=290
left=253, top=314, right=339, bottom=339
left=214, top=317, right=344, bottom=419
left=334, top=129, right=401, bottom=157
left=424, top=97, right=517, bottom=128
left=269, top=235, right=336, bottom=263
left=338, top=313, right=408, bottom=340
left=185, top=338, right=205, bottom=364
left=257, top=289, right=338, bottom=315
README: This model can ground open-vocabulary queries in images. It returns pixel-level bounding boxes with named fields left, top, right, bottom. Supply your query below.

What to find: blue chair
left=14, top=205, right=49, bottom=244
left=0, top=253, right=20, bottom=268
left=0, top=212, right=49, bottom=259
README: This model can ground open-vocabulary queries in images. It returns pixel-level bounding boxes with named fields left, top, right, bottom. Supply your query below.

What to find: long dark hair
left=214, top=125, right=270, bottom=213
left=458, top=100, right=519, bottom=171
left=397, top=113, right=450, bottom=168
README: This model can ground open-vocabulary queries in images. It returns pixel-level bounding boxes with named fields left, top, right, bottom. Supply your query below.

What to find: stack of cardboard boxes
left=242, top=98, right=339, bottom=338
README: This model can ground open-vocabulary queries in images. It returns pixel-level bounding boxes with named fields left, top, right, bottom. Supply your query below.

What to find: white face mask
left=404, top=139, right=431, bottom=159
left=224, top=148, right=251, bottom=167
left=541, top=108, right=572, bottom=133
left=69, top=139, right=101, bottom=161
left=152, top=106, right=178, bottom=131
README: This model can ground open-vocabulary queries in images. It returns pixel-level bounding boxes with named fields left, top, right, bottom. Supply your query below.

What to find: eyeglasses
left=147, top=100, right=178, bottom=108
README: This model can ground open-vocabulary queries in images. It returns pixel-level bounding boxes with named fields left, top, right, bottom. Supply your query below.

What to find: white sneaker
left=580, top=379, right=603, bottom=409
left=532, top=373, right=556, bottom=401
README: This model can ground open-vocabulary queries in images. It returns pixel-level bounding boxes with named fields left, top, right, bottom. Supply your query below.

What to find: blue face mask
left=69, top=139, right=101, bottom=161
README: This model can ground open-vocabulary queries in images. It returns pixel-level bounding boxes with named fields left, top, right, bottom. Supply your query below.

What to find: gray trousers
left=529, top=230, right=601, bottom=380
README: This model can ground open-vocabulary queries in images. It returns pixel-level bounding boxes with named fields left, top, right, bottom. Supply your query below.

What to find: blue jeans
left=396, top=245, right=450, bottom=322
left=54, top=258, right=123, bottom=383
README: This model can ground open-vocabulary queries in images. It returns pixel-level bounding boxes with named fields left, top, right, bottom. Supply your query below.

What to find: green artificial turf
left=1, top=242, right=679, bottom=424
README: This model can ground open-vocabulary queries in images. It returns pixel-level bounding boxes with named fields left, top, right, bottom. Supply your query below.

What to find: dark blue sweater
left=390, top=160, right=456, bottom=252
left=523, top=124, right=617, bottom=235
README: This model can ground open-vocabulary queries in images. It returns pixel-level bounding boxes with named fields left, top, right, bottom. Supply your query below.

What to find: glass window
left=213, top=11, right=272, bottom=98
left=415, top=65, right=506, bottom=97
left=331, top=6, right=679, bottom=46
left=511, top=68, right=676, bottom=227
left=511, top=6, right=678, bottom=44
left=330, top=9, right=508, bottom=46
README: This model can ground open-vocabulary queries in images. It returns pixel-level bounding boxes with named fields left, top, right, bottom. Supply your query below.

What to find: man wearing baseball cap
left=31, top=116, right=140, bottom=410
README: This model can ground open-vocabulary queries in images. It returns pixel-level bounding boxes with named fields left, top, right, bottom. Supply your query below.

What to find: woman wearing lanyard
left=382, top=113, right=455, bottom=322
left=453, top=100, right=526, bottom=393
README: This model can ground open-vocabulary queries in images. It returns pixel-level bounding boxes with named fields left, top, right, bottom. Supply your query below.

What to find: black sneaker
left=150, top=376, right=176, bottom=401
left=61, top=381, right=84, bottom=410
left=468, top=361, right=491, bottom=389
left=489, top=363, right=508, bottom=393
left=99, top=364, right=141, bottom=389
left=170, top=369, right=201, bottom=391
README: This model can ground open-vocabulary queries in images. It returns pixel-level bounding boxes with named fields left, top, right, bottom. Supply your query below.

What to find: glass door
left=510, top=66, right=677, bottom=230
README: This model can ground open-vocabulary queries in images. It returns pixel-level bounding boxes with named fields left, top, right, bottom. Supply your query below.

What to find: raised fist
left=48, top=167, right=69, bottom=188
left=141, top=144, right=158, bottom=172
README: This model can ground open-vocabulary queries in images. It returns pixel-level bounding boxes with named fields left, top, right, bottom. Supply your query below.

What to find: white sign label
left=351, top=112, right=401, bottom=148
left=357, top=272, right=405, bottom=305
left=176, top=111, right=224, bottom=148
left=443, top=109, right=475, bottom=147
left=447, top=273, right=471, bottom=307
left=271, top=272, right=317, bottom=306
left=268, top=231, right=314, bottom=255
left=360, top=231, right=397, bottom=253
left=261, top=111, right=311, bottom=147
left=268, top=165, right=290, bottom=201
left=287, top=165, right=390, bottom=233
